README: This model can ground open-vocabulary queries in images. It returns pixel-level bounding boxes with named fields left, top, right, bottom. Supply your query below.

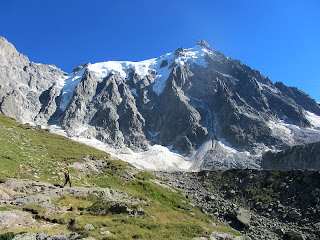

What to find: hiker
left=63, top=170, right=72, bottom=188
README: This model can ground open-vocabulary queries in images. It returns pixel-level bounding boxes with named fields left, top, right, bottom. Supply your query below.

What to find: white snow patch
left=216, top=138, right=238, bottom=153
left=151, top=60, right=172, bottom=95
left=267, top=120, right=292, bottom=134
left=188, top=140, right=213, bottom=171
left=267, top=120, right=295, bottom=145
left=189, top=139, right=258, bottom=171
left=217, top=138, right=250, bottom=154
left=88, top=59, right=156, bottom=80
left=74, top=125, right=88, bottom=137
left=152, top=45, right=211, bottom=95
left=59, top=68, right=87, bottom=111
left=46, top=125, right=192, bottom=171
left=115, top=145, right=192, bottom=171
left=306, top=111, right=320, bottom=128
left=45, top=125, right=261, bottom=172
left=85, top=45, right=212, bottom=96
left=175, top=45, right=209, bottom=68
left=46, top=124, right=69, bottom=137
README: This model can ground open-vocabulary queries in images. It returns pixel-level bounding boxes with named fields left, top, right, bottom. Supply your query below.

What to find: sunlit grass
left=0, top=113, right=110, bottom=184
left=0, top=113, right=241, bottom=239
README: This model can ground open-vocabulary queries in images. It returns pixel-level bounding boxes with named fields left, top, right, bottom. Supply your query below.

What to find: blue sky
left=1, top=0, right=319, bottom=102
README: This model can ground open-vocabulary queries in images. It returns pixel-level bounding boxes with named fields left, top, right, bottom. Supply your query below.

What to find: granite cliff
left=1, top=36, right=320, bottom=170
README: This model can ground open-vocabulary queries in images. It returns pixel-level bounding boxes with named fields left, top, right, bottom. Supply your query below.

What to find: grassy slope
left=0, top=114, right=109, bottom=183
left=0, top=114, right=239, bottom=239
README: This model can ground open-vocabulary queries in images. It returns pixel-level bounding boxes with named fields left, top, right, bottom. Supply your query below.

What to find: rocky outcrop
left=11, top=232, right=86, bottom=240
left=59, top=72, right=148, bottom=150
left=0, top=178, right=146, bottom=206
left=11, top=193, right=55, bottom=209
left=0, top=210, right=37, bottom=230
left=0, top=178, right=148, bottom=238
left=197, top=40, right=212, bottom=49
left=0, top=37, right=65, bottom=124
left=157, top=66, right=208, bottom=153
left=155, top=169, right=320, bottom=240
left=262, top=141, right=320, bottom=170
left=275, top=81, right=320, bottom=115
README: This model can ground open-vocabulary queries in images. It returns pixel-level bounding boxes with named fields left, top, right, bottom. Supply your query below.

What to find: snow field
left=59, top=68, right=87, bottom=111
left=87, top=45, right=212, bottom=95
left=47, top=125, right=259, bottom=172
left=306, top=111, right=320, bottom=128
left=55, top=44, right=213, bottom=112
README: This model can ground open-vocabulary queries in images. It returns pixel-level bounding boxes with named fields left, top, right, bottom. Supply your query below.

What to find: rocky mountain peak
left=0, top=37, right=29, bottom=65
left=197, top=40, right=211, bottom=49
left=0, top=36, right=16, bottom=55
left=1, top=36, right=320, bottom=171
left=72, top=62, right=91, bottom=74
left=174, top=47, right=185, bottom=57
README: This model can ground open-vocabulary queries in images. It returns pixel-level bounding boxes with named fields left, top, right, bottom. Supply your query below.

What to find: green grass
left=0, top=113, right=110, bottom=183
left=0, top=232, right=16, bottom=240
left=126, top=180, right=185, bottom=209
left=134, top=171, right=158, bottom=181
left=69, top=214, right=211, bottom=240
left=0, top=205, right=20, bottom=211
left=0, top=113, right=241, bottom=239
left=54, top=195, right=98, bottom=211
left=88, top=159, right=132, bottom=188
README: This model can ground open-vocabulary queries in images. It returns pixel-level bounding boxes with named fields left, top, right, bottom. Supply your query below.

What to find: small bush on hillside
left=0, top=232, right=15, bottom=240
left=87, top=201, right=138, bottom=216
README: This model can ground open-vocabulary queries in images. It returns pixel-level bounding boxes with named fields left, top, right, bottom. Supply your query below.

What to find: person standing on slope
left=63, top=170, right=72, bottom=188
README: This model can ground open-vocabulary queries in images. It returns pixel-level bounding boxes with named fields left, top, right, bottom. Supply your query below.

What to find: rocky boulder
left=155, top=169, right=320, bottom=240
left=0, top=210, right=37, bottom=230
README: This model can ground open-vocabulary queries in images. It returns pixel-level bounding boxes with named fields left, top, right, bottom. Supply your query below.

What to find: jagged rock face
left=157, top=66, right=208, bottom=153
left=0, top=37, right=65, bottom=124
left=262, top=141, right=320, bottom=170
left=275, top=81, right=320, bottom=115
left=59, top=71, right=148, bottom=150
left=1, top=36, right=320, bottom=170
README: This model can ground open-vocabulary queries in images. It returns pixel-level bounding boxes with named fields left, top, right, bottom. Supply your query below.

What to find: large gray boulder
left=11, top=193, right=55, bottom=209
left=0, top=210, right=37, bottom=230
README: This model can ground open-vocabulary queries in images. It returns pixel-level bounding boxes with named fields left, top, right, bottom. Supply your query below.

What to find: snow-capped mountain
left=1, top=37, right=320, bottom=171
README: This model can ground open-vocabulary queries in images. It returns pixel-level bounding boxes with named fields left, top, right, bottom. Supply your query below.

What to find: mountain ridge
left=1, top=36, right=320, bottom=171
left=0, top=113, right=239, bottom=239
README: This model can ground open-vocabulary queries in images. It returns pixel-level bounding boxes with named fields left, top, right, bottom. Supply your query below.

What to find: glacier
left=2, top=35, right=320, bottom=171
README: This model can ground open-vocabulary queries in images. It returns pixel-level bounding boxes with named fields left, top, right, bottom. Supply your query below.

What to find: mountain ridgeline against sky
left=1, top=36, right=320, bottom=170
